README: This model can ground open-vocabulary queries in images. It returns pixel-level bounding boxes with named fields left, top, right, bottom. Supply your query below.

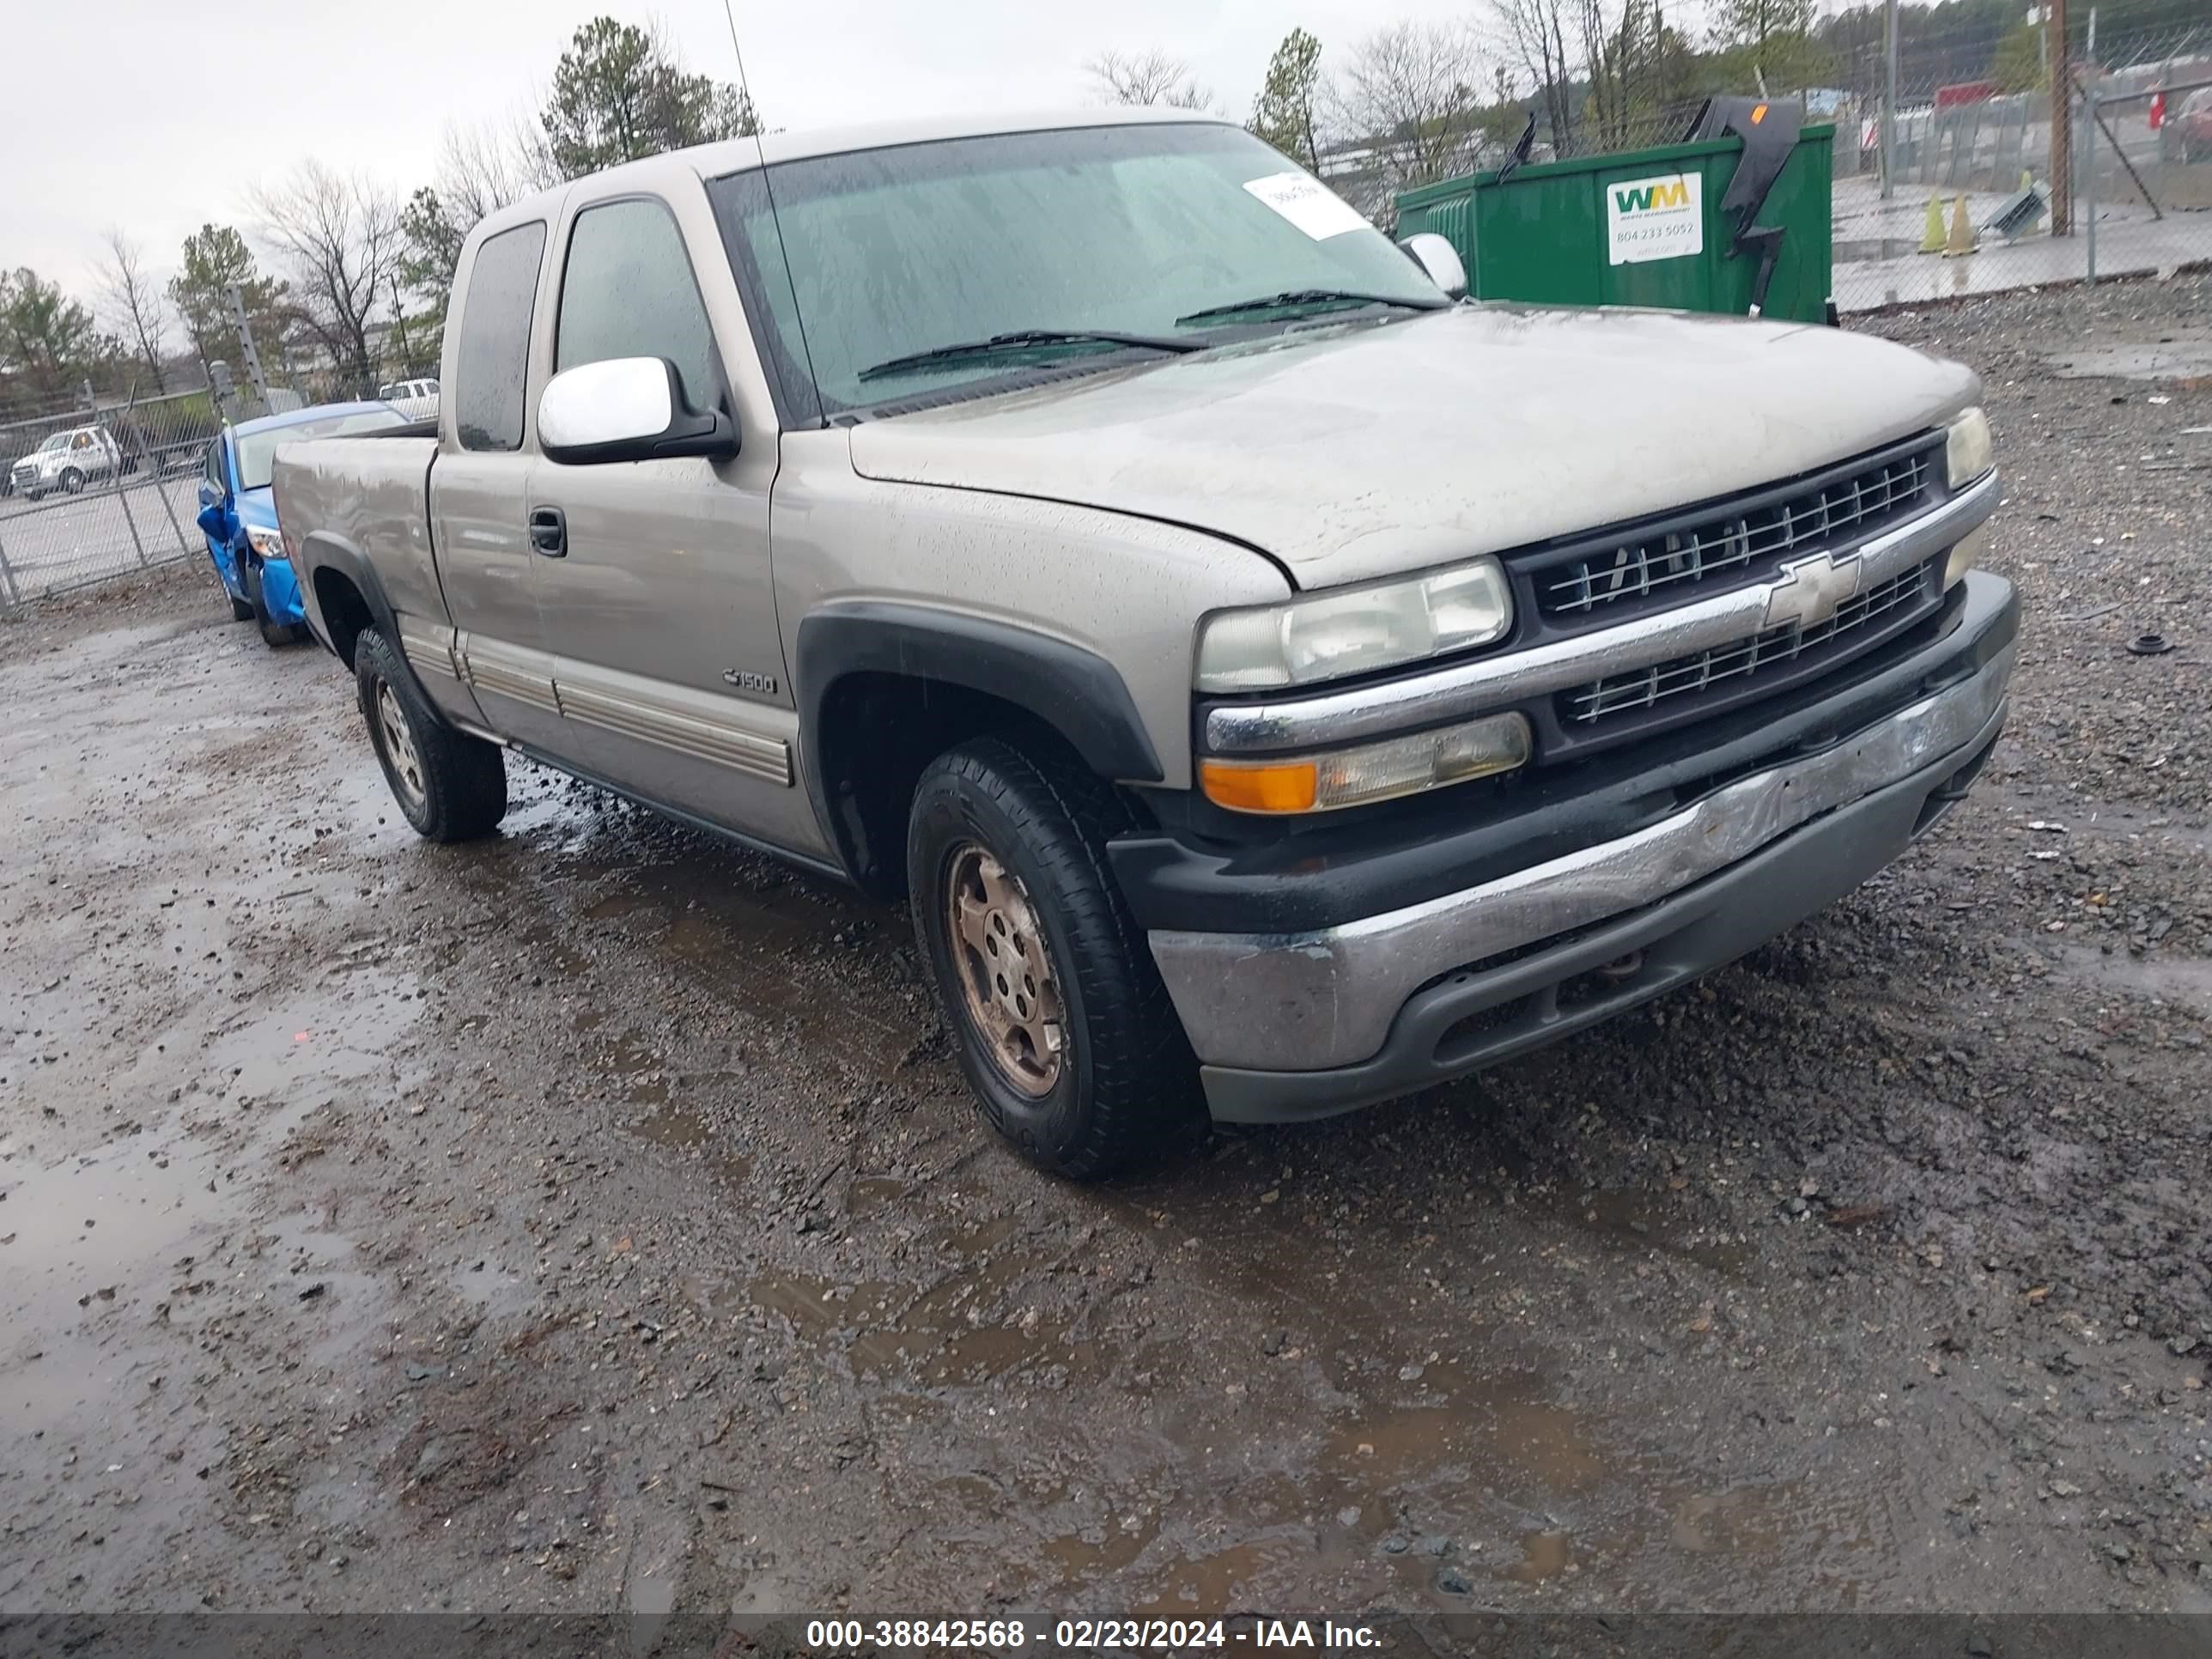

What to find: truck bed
left=272, top=434, right=445, bottom=648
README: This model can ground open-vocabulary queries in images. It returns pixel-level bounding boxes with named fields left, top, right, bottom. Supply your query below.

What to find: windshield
left=708, top=123, right=1442, bottom=414
left=233, top=408, right=407, bottom=490
left=38, top=434, right=69, bottom=453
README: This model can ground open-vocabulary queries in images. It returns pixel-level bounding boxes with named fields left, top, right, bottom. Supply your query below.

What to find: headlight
left=1200, top=710, right=1531, bottom=813
left=245, top=524, right=288, bottom=560
left=1942, top=520, right=1989, bottom=590
left=1945, top=405, right=1992, bottom=489
left=1196, top=557, right=1512, bottom=692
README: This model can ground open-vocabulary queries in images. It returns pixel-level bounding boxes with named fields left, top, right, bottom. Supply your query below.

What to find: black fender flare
left=298, top=532, right=439, bottom=708
left=795, top=602, right=1164, bottom=880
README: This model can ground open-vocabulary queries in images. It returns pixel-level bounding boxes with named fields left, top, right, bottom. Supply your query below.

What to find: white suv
left=9, top=425, right=124, bottom=501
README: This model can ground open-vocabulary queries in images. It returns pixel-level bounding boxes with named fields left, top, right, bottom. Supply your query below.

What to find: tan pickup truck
left=272, top=108, right=2014, bottom=1178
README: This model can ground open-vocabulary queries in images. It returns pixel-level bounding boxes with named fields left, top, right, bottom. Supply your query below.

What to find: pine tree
left=1249, top=28, right=1325, bottom=173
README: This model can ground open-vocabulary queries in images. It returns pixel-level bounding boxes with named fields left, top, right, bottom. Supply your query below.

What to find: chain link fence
left=0, top=360, right=430, bottom=611
left=1828, top=24, right=2212, bottom=313
left=1321, top=21, right=2212, bottom=318
left=0, top=386, right=225, bottom=608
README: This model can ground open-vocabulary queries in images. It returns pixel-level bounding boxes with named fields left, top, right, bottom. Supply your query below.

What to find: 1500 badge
left=721, top=668, right=779, bottom=697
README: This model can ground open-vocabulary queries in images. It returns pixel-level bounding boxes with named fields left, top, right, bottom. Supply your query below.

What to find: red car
left=2161, top=88, right=2212, bottom=165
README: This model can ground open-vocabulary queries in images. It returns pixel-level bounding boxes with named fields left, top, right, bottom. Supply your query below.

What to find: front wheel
left=241, top=561, right=306, bottom=647
left=908, top=738, right=1202, bottom=1181
left=354, top=628, right=507, bottom=842
left=58, top=468, right=83, bottom=495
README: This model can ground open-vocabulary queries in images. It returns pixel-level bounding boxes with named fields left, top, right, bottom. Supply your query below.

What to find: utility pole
left=1881, top=0, right=1899, bottom=198
left=2049, top=0, right=2071, bottom=234
left=388, top=276, right=412, bottom=379
left=223, top=283, right=271, bottom=406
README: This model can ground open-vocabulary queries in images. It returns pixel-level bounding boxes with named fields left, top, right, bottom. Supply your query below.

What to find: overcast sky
left=4, top=0, right=1498, bottom=307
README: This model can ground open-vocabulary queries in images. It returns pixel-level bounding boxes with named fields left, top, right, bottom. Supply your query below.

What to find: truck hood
left=848, top=304, right=1978, bottom=592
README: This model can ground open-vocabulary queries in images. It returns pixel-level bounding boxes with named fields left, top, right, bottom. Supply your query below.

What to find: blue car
left=197, top=402, right=411, bottom=647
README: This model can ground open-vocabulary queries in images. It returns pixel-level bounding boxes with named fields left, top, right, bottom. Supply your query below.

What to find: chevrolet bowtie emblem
left=1764, top=549, right=1863, bottom=631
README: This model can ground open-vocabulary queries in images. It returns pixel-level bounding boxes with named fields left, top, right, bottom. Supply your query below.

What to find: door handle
left=527, top=506, right=567, bottom=557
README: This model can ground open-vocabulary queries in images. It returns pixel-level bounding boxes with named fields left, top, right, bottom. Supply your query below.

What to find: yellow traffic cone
left=1918, top=195, right=1947, bottom=254
left=1942, top=193, right=1977, bottom=257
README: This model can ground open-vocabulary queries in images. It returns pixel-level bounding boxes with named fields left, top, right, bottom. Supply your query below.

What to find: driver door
left=530, top=188, right=808, bottom=850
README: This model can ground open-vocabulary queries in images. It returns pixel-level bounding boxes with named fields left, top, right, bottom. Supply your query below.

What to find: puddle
left=1322, top=1384, right=1601, bottom=1495
left=621, top=1103, right=752, bottom=1187
left=847, top=1176, right=915, bottom=1216
left=202, top=973, right=422, bottom=1110
left=2042, top=335, right=2212, bottom=383
left=0, top=1128, right=242, bottom=1438
left=1134, top=1539, right=1307, bottom=1616
left=2046, top=943, right=2212, bottom=1015
left=1506, top=1528, right=1573, bottom=1583
left=1042, top=1511, right=1163, bottom=1582
left=1566, top=1189, right=1752, bottom=1274
left=1669, top=1485, right=1794, bottom=1556
left=751, top=1214, right=1109, bottom=1389
left=1833, top=236, right=1923, bottom=263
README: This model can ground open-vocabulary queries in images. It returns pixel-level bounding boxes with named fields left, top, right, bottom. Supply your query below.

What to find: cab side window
left=454, top=221, right=548, bottom=453
left=556, top=198, right=722, bottom=415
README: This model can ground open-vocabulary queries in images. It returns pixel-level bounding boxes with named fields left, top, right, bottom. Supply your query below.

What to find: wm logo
left=1613, top=179, right=1690, bottom=213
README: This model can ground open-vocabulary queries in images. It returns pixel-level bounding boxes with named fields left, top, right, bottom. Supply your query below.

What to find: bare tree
left=94, top=230, right=170, bottom=395
left=437, top=112, right=561, bottom=228
left=1332, top=21, right=1490, bottom=210
left=1085, top=48, right=1213, bottom=110
left=251, top=161, right=402, bottom=399
left=1489, top=0, right=1579, bottom=155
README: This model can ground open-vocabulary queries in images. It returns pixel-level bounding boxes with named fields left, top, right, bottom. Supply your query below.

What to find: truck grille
left=1535, top=446, right=1935, bottom=621
left=1561, top=562, right=1932, bottom=726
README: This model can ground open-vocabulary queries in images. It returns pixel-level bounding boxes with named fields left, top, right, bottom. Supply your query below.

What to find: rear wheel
left=908, top=737, right=1203, bottom=1181
left=354, top=627, right=507, bottom=842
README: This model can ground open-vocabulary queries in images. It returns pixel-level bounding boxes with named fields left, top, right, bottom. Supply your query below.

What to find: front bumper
left=257, top=555, right=306, bottom=626
left=1146, top=572, right=2017, bottom=1122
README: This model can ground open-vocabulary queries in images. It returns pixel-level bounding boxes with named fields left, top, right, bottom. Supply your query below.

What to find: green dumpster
left=1395, top=120, right=1835, bottom=325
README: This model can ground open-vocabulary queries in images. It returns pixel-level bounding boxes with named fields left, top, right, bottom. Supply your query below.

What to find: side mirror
left=1397, top=232, right=1469, bottom=301
left=195, top=502, right=231, bottom=542
left=538, top=356, right=737, bottom=466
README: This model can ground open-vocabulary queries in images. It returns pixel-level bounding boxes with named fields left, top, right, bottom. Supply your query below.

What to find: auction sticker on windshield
left=1606, top=170, right=1704, bottom=264
left=1243, top=172, right=1370, bottom=240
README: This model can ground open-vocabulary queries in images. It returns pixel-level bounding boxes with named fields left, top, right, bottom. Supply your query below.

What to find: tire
left=354, top=627, right=507, bottom=842
left=24, top=489, right=42, bottom=503
left=59, top=468, right=83, bottom=495
left=228, top=592, right=256, bottom=623
left=241, top=561, right=306, bottom=647
left=908, top=737, right=1202, bottom=1181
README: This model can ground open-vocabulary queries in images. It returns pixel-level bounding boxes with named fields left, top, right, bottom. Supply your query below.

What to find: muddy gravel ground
left=3, top=278, right=2210, bottom=1631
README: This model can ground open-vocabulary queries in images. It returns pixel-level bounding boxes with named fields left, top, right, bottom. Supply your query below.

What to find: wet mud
left=3, top=281, right=2211, bottom=1618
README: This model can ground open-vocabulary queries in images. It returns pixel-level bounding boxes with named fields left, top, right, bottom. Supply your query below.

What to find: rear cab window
left=453, top=222, right=549, bottom=452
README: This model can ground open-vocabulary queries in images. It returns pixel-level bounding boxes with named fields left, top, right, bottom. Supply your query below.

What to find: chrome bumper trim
left=1153, top=638, right=2014, bottom=1073
left=1204, top=471, right=2002, bottom=756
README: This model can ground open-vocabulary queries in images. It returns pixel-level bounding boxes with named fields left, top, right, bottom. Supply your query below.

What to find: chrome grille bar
left=1543, top=451, right=1932, bottom=617
left=1565, top=565, right=1929, bottom=723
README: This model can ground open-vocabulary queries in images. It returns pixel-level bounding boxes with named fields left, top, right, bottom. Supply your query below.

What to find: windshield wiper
left=858, top=329, right=1202, bottom=383
left=1174, top=289, right=1447, bottom=326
